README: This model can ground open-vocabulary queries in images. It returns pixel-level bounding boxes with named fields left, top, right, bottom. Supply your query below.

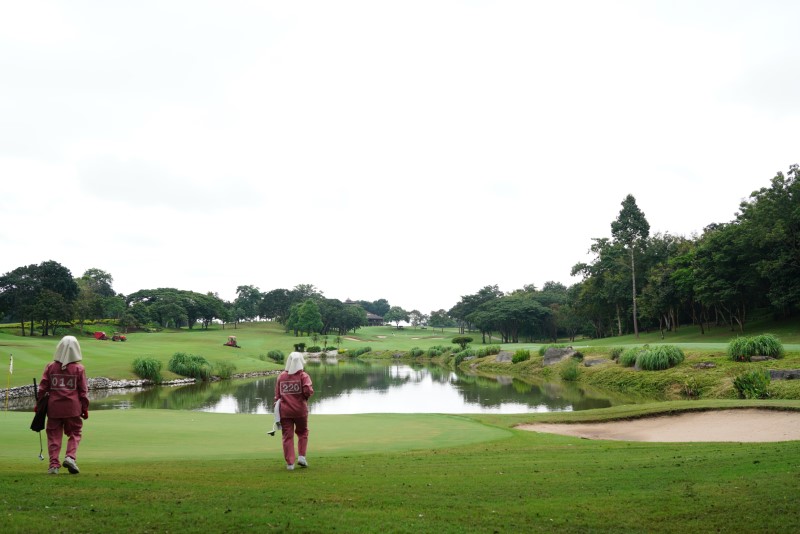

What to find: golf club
left=267, top=421, right=279, bottom=436
left=33, top=379, right=45, bottom=460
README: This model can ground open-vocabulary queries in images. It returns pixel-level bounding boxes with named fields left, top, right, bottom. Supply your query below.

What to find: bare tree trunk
left=630, top=249, right=639, bottom=338
left=616, top=304, right=622, bottom=337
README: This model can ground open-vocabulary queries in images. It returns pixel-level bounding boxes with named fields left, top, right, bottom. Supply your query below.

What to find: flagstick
left=4, top=354, right=11, bottom=412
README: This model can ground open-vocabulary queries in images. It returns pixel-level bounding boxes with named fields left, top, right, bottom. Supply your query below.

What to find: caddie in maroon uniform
left=274, top=352, right=314, bottom=470
left=38, top=336, right=89, bottom=475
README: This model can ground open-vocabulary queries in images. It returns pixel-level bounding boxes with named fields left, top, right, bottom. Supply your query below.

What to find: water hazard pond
left=87, top=359, right=646, bottom=414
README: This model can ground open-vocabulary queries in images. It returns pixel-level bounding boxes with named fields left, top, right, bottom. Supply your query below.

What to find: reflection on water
left=85, top=360, right=646, bottom=414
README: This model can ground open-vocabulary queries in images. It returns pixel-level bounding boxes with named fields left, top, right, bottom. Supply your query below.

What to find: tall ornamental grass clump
left=733, top=369, right=771, bottom=399
left=618, top=347, right=643, bottom=368
left=560, top=359, right=580, bottom=381
left=214, top=361, right=237, bottom=379
left=168, top=352, right=213, bottom=381
left=727, top=334, right=784, bottom=362
left=132, top=357, right=162, bottom=383
left=619, top=345, right=684, bottom=370
left=512, top=349, right=531, bottom=364
left=637, top=345, right=685, bottom=371
left=350, top=346, right=372, bottom=357
left=408, top=347, right=424, bottom=357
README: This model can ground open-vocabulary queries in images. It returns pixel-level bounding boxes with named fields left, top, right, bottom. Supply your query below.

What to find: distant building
left=345, top=299, right=384, bottom=326
left=365, top=312, right=384, bottom=326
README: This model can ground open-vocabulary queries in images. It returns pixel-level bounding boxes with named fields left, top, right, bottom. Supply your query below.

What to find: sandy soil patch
left=518, top=409, right=800, bottom=442
left=376, top=335, right=387, bottom=339
left=344, top=337, right=360, bottom=341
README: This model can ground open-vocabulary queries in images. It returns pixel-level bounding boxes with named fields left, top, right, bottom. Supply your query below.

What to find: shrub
left=512, top=349, right=531, bottom=364
left=214, top=361, right=237, bottom=379
left=408, top=347, right=424, bottom=357
left=430, top=345, right=451, bottom=353
left=539, top=344, right=566, bottom=357
left=636, top=345, right=685, bottom=371
left=426, top=348, right=442, bottom=357
left=560, top=359, right=580, bottom=381
left=132, top=357, right=162, bottom=382
left=452, top=336, right=473, bottom=350
left=168, top=352, right=213, bottom=381
left=609, top=347, right=624, bottom=361
left=572, top=351, right=584, bottom=361
left=733, top=369, right=771, bottom=399
left=350, top=346, right=372, bottom=357
left=453, top=349, right=476, bottom=366
left=728, top=334, right=784, bottom=362
left=618, top=348, right=642, bottom=368
left=306, top=346, right=322, bottom=353
left=267, top=350, right=285, bottom=364
left=476, top=345, right=501, bottom=357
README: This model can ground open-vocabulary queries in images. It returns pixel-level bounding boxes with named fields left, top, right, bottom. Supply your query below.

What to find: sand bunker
left=518, top=409, right=800, bottom=442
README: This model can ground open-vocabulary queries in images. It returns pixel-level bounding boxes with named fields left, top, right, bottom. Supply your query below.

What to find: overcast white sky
left=1, top=1, right=798, bottom=314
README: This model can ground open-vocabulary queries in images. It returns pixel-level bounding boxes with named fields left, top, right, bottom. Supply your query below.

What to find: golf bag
left=31, top=380, right=48, bottom=432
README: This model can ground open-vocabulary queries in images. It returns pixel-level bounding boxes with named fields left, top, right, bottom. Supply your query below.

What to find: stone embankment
left=1, top=370, right=282, bottom=400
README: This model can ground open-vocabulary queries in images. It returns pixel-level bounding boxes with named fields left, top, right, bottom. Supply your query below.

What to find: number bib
left=51, top=374, right=77, bottom=391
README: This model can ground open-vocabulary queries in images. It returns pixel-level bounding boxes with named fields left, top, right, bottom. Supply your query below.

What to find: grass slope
left=2, top=406, right=799, bottom=532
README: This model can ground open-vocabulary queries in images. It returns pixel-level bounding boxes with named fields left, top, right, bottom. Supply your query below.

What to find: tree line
left=3, top=165, right=797, bottom=341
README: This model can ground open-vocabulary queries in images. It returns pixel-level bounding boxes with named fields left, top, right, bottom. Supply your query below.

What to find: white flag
left=8, top=355, right=12, bottom=375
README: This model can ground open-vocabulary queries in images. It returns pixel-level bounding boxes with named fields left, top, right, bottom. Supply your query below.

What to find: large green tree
left=383, top=306, right=410, bottom=329
left=610, top=195, right=650, bottom=338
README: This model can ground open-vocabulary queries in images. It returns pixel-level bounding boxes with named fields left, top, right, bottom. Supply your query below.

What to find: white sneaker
left=297, top=456, right=308, bottom=468
left=286, top=464, right=295, bottom=471
left=62, top=457, right=80, bottom=474
left=48, top=467, right=59, bottom=475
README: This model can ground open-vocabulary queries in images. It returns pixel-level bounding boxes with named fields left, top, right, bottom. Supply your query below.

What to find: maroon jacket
left=39, top=361, right=89, bottom=418
left=274, top=370, right=314, bottom=418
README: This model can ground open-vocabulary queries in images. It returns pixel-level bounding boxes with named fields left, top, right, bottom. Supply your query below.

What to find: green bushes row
left=408, top=347, right=425, bottom=357
left=476, top=345, right=501, bottom=357
left=350, top=346, right=372, bottom=357
left=728, top=334, right=784, bottom=361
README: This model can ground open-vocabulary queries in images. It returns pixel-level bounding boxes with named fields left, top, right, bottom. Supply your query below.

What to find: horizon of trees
left=2, top=165, right=798, bottom=341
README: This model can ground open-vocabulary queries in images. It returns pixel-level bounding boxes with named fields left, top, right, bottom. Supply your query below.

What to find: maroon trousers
left=280, top=417, right=308, bottom=466
left=46, top=416, right=83, bottom=469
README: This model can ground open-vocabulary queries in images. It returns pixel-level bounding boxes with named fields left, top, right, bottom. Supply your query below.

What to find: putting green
left=1, top=410, right=510, bottom=466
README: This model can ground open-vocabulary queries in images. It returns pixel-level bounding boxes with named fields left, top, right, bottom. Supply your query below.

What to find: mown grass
left=2, top=404, right=800, bottom=533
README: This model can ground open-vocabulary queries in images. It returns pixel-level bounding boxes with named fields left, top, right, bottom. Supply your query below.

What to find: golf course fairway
left=2, top=408, right=799, bottom=532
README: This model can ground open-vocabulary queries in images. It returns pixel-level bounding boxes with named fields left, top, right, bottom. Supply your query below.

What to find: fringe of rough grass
left=168, top=352, right=213, bottom=381
left=728, top=334, right=784, bottom=362
left=132, top=357, right=162, bottom=383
